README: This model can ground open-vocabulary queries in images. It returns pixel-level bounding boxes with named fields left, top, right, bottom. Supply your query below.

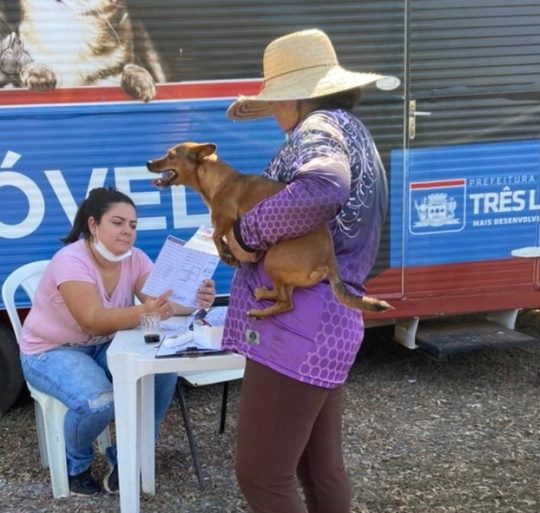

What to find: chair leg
left=33, top=400, right=49, bottom=468
left=219, top=382, right=229, bottom=434
left=39, top=397, right=70, bottom=498
left=175, top=380, right=205, bottom=490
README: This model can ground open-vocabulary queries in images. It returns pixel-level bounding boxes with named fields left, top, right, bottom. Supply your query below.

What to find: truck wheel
left=0, top=325, right=24, bottom=415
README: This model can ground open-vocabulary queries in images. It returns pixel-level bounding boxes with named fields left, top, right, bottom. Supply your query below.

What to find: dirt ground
left=1, top=312, right=539, bottom=513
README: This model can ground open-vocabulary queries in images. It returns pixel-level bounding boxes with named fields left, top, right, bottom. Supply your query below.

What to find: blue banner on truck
left=0, top=94, right=283, bottom=307
left=390, top=139, right=540, bottom=268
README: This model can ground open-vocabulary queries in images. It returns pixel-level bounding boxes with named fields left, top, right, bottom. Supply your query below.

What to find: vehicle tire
left=0, top=325, right=24, bottom=416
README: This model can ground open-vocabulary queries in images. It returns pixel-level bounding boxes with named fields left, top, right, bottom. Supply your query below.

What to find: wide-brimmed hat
left=227, top=29, right=396, bottom=121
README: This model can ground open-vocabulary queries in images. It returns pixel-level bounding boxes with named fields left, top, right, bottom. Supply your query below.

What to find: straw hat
left=227, top=28, right=394, bottom=121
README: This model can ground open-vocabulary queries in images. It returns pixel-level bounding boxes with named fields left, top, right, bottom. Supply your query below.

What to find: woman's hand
left=195, top=279, right=215, bottom=310
left=143, top=289, right=175, bottom=320
left=225, top=228, right=261, bottom=263
left=160, top=280, right=216, bottom=318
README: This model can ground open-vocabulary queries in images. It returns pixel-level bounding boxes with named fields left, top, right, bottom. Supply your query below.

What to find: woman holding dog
left=19, top=187, right=215, bottom=496
left=222, top=29, right=390, bottom=512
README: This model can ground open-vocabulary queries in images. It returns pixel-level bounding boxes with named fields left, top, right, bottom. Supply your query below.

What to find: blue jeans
left=20, top=342, right=177, bottom=476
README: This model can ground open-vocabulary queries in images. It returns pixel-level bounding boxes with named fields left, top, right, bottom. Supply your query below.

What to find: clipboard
left=155, top=332, right=226, bottom=359
left=165, top=347, right=227, bottom=359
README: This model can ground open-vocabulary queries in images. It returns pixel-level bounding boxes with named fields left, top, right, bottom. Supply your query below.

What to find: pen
left=189, top=308, right=212, bottom=330
left=179, top=346, right=224, bottom=358
left=194, top=309, right=209, bottom=321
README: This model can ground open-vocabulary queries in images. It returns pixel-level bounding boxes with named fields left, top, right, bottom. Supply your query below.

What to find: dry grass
left=1, top=312, right=539, bottom=513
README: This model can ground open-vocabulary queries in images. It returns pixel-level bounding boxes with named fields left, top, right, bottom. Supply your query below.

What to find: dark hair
left=308, top=87, right=362, bottom=111
left=62, top=187, right=136, bottom=244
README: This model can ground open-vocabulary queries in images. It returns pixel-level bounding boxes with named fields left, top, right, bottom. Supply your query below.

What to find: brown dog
left=147, top=142, right=392, bottom=318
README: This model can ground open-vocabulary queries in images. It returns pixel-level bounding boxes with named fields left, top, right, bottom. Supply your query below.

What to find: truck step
left=415, top=319, right=539, bottom=359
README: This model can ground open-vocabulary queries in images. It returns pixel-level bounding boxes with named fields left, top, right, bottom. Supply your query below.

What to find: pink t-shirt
left=20, top=239, right=153, bottom=355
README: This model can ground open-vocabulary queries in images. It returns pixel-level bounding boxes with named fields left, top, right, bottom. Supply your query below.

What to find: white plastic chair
left=2, top=260, right=111, bottom=498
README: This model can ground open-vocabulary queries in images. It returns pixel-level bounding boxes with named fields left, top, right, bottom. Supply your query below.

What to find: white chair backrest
left=1, top=260, right=50, bottom=343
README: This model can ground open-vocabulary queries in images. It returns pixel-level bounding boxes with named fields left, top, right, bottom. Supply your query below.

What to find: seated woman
left=19, top=187, right=215, bottom=496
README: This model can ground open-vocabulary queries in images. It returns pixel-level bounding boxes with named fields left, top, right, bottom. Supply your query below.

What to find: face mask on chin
left=93, top=229, right=132, bottom=263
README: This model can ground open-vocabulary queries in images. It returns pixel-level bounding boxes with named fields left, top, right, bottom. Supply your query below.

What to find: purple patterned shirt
left=222, top=109, right=388, bottom=388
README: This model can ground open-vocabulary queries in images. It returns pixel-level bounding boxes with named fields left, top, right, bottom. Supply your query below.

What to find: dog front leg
left=212, top=230, right=240, bottom=267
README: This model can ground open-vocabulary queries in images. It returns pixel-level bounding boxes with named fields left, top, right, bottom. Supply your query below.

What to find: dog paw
left=253, top=287, right=275, bottom=301
left=219, top=247, right=241, bottom=267
left=20, top=62, right=57, bottom=91
left=121, top=64, right=156, bottom=102
left=222, top=254, right=241, bottom=267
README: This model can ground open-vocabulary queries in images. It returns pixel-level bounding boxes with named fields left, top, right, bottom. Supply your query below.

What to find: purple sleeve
left=238, top=118, right=351, bottom=251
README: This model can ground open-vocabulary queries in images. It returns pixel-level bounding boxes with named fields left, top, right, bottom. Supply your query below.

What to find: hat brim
left=227, top=66, right=386, bottom=121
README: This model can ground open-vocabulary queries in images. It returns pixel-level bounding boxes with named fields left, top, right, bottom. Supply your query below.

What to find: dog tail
left=326, top=257, right=393, bottom=313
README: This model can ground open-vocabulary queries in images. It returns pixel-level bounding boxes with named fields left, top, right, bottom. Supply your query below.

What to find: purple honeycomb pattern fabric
left=222, top=109, right=387, bottom=389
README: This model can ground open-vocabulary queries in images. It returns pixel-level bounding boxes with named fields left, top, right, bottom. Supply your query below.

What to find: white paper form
left=142, top=234, right=220, bottom=307
left=184, top=225, right=219, bottom=255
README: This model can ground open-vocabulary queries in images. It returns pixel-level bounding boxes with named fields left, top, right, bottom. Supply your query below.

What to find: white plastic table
left=107, top=326, right=245, bottom=513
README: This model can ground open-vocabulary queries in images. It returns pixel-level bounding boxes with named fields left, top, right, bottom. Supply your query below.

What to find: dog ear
left=195, top=143, right=217, bottom=161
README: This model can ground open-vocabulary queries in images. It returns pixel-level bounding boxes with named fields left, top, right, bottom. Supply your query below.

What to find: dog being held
left=147, top=142, right=393, bottom=319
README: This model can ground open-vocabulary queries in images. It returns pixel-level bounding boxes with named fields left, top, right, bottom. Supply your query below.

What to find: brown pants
left=235, top=359, right=351, bottom=513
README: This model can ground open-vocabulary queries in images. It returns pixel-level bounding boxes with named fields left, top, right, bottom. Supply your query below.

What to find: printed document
left=184, top=225, right=219, bottom=255
left=142, top=231, right=220, bottom=307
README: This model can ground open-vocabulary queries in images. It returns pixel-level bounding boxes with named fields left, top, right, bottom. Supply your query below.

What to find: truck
left=1, top=0, right=539, bottom=414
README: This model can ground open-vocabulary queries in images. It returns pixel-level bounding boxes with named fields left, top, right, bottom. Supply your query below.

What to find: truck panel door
left=400, top=0, right=540, bottom=300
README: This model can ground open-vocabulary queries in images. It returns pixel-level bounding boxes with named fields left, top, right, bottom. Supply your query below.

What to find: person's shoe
left=103, top=463, right=119, bottom=494
left=68, top=469, right=101, bottom=497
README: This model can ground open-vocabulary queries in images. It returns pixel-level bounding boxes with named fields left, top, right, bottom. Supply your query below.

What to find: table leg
left=140, top=374, right=156, bottom=494
left=114, top=377, right=141, bottom=513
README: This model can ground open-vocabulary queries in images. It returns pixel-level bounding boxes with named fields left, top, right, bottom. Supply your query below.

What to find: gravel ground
left=1, top=312, right=539, bottom=513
